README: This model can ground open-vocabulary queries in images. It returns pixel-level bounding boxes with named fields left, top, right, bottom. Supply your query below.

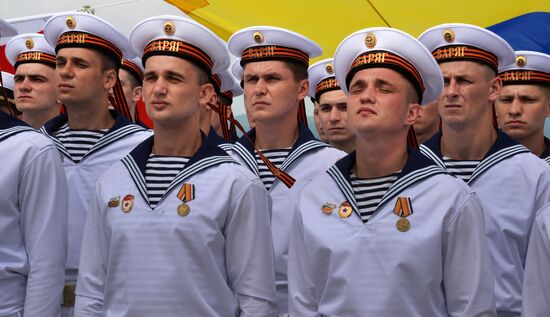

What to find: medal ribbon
left=177, top=183, right=195, bottom=202
left=393, top=197, right=413, bottom=217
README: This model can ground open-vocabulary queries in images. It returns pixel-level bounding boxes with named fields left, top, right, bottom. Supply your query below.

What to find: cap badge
left=66, top=16, right=76, bottom=29
left=164, top=22, right=175, bottom=35
left=443, top=29, right=455, bottom=43
left=325, top=63, right=334, bottom=74
left=365, top=33, right=376, bottom=48
left=516, top=55, right=527, bottom=67
left=25, top=38, right=34, bottom=49
left=253, top=31, right=264, bottom=44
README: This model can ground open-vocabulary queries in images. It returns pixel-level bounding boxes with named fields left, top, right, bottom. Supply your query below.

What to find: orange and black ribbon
left=109, top=79, right=132, bottom=121
left=207, top=101, right=296, bottom=188
left=393, top=197, right=413, bottom=217
left=297, top=99, right=308, bottom=127
left=407, top=126, right=419, bottom=149
left=177, top=183, right=195, bottom=202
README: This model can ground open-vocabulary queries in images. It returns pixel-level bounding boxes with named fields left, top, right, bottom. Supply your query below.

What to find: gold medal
left=338, top=201, right=353, bottom=218
left=396, top=218, right=410, bottom=232
left=321, top=202, right=336, bottom=215
left=121, top=195, right=134, bottom=213
left=108, top=196, right=120, bottom=208
left=177, top=203, right=190, bottom=217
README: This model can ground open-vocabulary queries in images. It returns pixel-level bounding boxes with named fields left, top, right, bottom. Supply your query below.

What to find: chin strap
left=208, top=101, right=296, bottom=188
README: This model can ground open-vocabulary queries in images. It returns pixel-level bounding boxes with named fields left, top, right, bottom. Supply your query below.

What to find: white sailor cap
left=1, top=72, right=14, bottom=91
left=43, top=12, right=134, bottom=64
left=498, top=50, right=550, bottom=87
left=0, top=72, right=15, bottom=105
left=5, top=33, right=56, bottom=69
left=228, top=26, right=322, bottom=68
left=230, top=58, right=243, bottom=81
left=121, top=56, right=144, bottom=82
left=334, top=27, right=442, bottom=105
left=129, top=15, right=229, bottom=75
left=308, top=58, right=341, bottom=100
left=418, top=23, right=515, bottom=73
left=0, top=18, right=17, bottom=38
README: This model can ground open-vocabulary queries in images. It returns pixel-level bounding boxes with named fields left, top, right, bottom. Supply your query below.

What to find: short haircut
left=95, top=49, right=120, bottom=73
left=282, top=60, right=308, bottom=82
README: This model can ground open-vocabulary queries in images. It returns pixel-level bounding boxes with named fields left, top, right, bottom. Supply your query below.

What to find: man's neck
left=153, top=120, right=202, bottom=157
left=21, top=107, right=60, bottom=129
left=255, top=115, right=299, bottom=150
left=440, top=119, right=497, bottom=160
left=517, top=130, right=546, bottom=157
left=65, top=98, right=115, bottom=130
left=354, top=132, right=408, bottom=179
left=331, top=139, right=355, bottom=154
left=415, top=121, right=439, bottom=145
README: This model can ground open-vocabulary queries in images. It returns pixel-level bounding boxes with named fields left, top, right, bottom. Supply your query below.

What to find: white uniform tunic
left=74, top=135, right=276, bottom=316
left=420, top=131, right=550, bottom=316
left=0, top=111, right=68, bottom=317
left=522, top=202, right=550, bottom=317
left=230, top=125, right=346, bottom=314
left=288, top=150, right=496, bottom=317
left=41, top=112, right=151, bottom=282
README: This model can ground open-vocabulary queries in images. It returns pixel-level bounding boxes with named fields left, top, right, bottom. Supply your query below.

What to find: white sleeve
left=443, top=193, right=496, bottom=317
left=21, top=146, right=68, bottom=317
left=74, top=182, right=107, bottom=317
left=225, top=179, right=277, bottom=317
left=522, top=210, right=550, bottom=317
left=287, top=204, right=319, bottom=317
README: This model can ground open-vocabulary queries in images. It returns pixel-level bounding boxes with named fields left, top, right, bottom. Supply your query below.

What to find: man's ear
left=132, top=86, right=143, bottom=102
left=104, top=68, right=118, bottom=90
left=488, top=76, right=502, bottom=103
left=405, top=103, right=421, bottom=126
left=297, top=79, right=309, bottom=102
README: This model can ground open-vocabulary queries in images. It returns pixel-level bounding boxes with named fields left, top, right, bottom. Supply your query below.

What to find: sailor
left=0, top=17, right=68, bottom=317
left=119, top=56, right=147, bottom=125
left=308, top=58, right=355, bottom=152
left=74, top=15, right=276, bottom=316
left=418, top=23, right=550, bottom=316
left=227, top=26, right=346, bottom=315
left=5, top=33, right=61, bottom=128
left=41, top=12, right=151, bottom=315
left=287, top=26, right=496, bottom=317
left=494, top=50, right=550, bottom=163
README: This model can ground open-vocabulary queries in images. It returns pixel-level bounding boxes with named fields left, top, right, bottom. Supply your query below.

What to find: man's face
left=118, top=68, right=142, bottom=117
left=437, top=61, right=500, bottom=128
left=413, top=100, right=439, bottom=137
left=14, top=63, right=58, bottom=114
left=346, top=67, right=419, bottom=137
left=318, top=90, right=354, bottom=144
left=143, top=55, right=212, bottom=128
left=313, top=100, right=327, bottom=141
left=495, top=84, right=550, bottom=141
left=55, top=47, right=114, bottom=107
left=242, top=60, right=308, bottom=124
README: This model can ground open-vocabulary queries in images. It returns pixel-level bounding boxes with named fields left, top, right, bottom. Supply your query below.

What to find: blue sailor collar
left=121, top=133, right=235, bottom=207
left=232, top=124, right=330, bottom=179
left=40, top=110, right=146, bottom=162
left=0, top=110, right=36, bottom=142
left=207, top=126, right=233, bottom=152
left=420, top=129, right=530, bottom=184
left=541, top=137, right=550, bottom=164
left=327, top=148, right=447, bottom=221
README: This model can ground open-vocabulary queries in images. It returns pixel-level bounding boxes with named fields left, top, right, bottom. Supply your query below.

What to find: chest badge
left=176, top=183, right=195, bottom=217
left=108, top=196, right=120, bottom=208
left=338, top=201, right=353, bottom=218
left=393, top=196, right=413, bottom=232
left=121, top=194, right=134, bottom=213
left=321, top=202, right=337, bottom=215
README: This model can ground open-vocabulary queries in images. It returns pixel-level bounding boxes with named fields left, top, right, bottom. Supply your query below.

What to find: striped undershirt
left=255, top=148, right=291, bottom=191
left=145, top=154, right=189, bottom=208
left=442, top=156, right=480, bottom=183
left=351, top=172, right=399, bottom=223
left=54, top=123, right=107, bottom=163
